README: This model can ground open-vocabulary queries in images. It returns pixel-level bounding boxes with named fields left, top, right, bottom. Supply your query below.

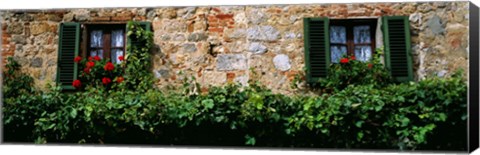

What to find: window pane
left=353, top=25, right=371, bottom=44
left=331, top=45, right=347, bottom=63
left=111, top=30, right=124, bottom=48
left=111, top=49, right=124, bottom=64
left=97, top=50, right=104, bottom=59
left=90, top=50, right=104, bottom=59
left=90, top=30, right=103, bottom=48
left=354, top=46, right=372, bottom=62
left=330, top=26, right=346, bottom=44
left=90, top=50, right=97, bottom=57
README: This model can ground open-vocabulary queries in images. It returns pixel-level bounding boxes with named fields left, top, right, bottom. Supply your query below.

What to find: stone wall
left=0, top=2, right=470, bottom=94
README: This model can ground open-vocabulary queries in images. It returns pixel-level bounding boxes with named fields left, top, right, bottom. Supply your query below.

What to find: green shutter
left=304, top=17, right=330, bottom=83
left=56, top=22, right=80, bottom=90
left=382, top=16, right=413, bottom=82
left=126, top=21, right=151, bottom=53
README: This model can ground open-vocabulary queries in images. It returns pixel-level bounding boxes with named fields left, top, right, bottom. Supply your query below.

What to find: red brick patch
left=215, top=14, right=234, bottom=20
left=226, top=72, right=235, bottom=82
left=208, top=27, right=224, bottom=33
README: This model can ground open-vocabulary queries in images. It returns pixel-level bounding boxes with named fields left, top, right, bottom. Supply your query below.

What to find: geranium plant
left=72, top=55, right=125, bottom=90
left=317, top=48, right=392, bottom=92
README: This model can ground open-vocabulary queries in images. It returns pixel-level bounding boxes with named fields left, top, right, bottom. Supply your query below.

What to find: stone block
left=273, top=54, right=291, bottom=71
left=216, top=54, right=247, bottom=71
left=247, top=25, right=280, bottom=42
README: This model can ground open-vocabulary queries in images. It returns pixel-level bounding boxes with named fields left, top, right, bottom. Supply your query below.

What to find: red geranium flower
left=368, top=63, right=373, bottom=69
left=88, top=56, right=93, bottom=61
left=93, top=56, right=101, bottom=61
left=104, top=62, right=115, bottom=71
left=74, top=56, right=82, bottom=63
left=116, top=76, right=124, bottom=83
left=102, top=77, right=112, bottom=85
left=118, top=56, right=124, bottom=61
left=84, top=67, right=90, bottom=74
left=72, top=79, right=82, bottom=89
left=350, top=55, right=356, bottom=60
left=86, top=61, right=95, bottom=68
left=340, top=58, right=349, bottom=64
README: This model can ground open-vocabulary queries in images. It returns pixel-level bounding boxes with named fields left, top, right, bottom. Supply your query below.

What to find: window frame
left=329, top=19, right=377, bottom=61
left=80, top=23, right=127, bottom=62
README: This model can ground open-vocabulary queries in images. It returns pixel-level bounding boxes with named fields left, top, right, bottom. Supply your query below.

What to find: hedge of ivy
left=2, top=22, right=468, bottom=151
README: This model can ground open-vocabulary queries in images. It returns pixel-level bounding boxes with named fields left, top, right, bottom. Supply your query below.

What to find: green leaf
left=70, top=109, right=77, bottom=118
left=245, top=135, right=256, bottom=146
left=357, top=132, right=364, bottom=141
left=355, top=121, right=364, bottom=128
left=202, top=99, right=214, bottom=109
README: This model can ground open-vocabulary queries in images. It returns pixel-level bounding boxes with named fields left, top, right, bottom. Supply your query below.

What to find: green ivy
left=124, top=21, right=154, bottom=92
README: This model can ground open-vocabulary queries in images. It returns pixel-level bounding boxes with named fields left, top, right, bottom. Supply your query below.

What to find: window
left=87, top=24, right=125, bottom=64
left=56, top=22, right=151, bottom=90
left=303, top=16, right=413, bottom=83
left=329, top=19, right=376, bottom=63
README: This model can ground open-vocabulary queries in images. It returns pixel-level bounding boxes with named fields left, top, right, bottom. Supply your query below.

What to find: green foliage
left=124, top=21, right=154, bottom=91
left=2, top=57, right=35, bottom=97
left=3, top=69, right=467, bottom=150
left=314, top=48, right=392, bottom=92
left=76, top=57, right=124, bottom=90
left=1, top=26, right=467, bottom=151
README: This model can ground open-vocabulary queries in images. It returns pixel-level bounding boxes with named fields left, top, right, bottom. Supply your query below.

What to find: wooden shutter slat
left=56, top=22, right=80, bottom=90
left=304, top=17, right=330, bottom=84
left=382, top=16, right=413, bottom=82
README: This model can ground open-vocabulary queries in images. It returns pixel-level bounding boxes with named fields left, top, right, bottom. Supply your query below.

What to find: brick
left=91, top=16, right=111, bottom=21
left=116, top=12, right=133, bottom=18
left=212, top=8, right=222, bottom=13
left=111, top=16, right=132, bottom=21
left=3, top=33, right=11, bottom=38
left=215, top=14, right=234, bottom=20
left=2, top=52, right=14, bottom=57
left=208, top=27, right=224, bottom=33
left=2, top=36, right=9, bottom=43
left=208, top=22, right=219, bottom=27
left=226, top=72, right=235, bottom=82
left=208, top=15, right=218, bottom=22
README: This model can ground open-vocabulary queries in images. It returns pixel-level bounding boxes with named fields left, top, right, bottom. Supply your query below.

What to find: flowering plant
left=316, top=48, right=392, bottom=92
left=72, top=55, right=125, bottom=90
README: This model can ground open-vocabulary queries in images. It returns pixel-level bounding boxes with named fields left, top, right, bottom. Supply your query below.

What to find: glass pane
left=89, top=50, right=104, bottom=59
left=90, top=50, right=97, bottom=57
left=111, top=30, right=124, bottom=48
left=97, top=50, right=104, bottom=59
left=330, top=26, right=346, bottom=44
left=330, top=45, right=347, bottom=63
left=111, top=49, right=124, bottom=64
left=353, top=25, right=371, bottom=44
left=90, top=30, right=103, bottom=48
left=354, top=46, right=372, bottom=62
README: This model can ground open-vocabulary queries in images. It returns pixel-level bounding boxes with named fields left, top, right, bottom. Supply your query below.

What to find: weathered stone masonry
left=0, top=2, right=470, bottom=94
